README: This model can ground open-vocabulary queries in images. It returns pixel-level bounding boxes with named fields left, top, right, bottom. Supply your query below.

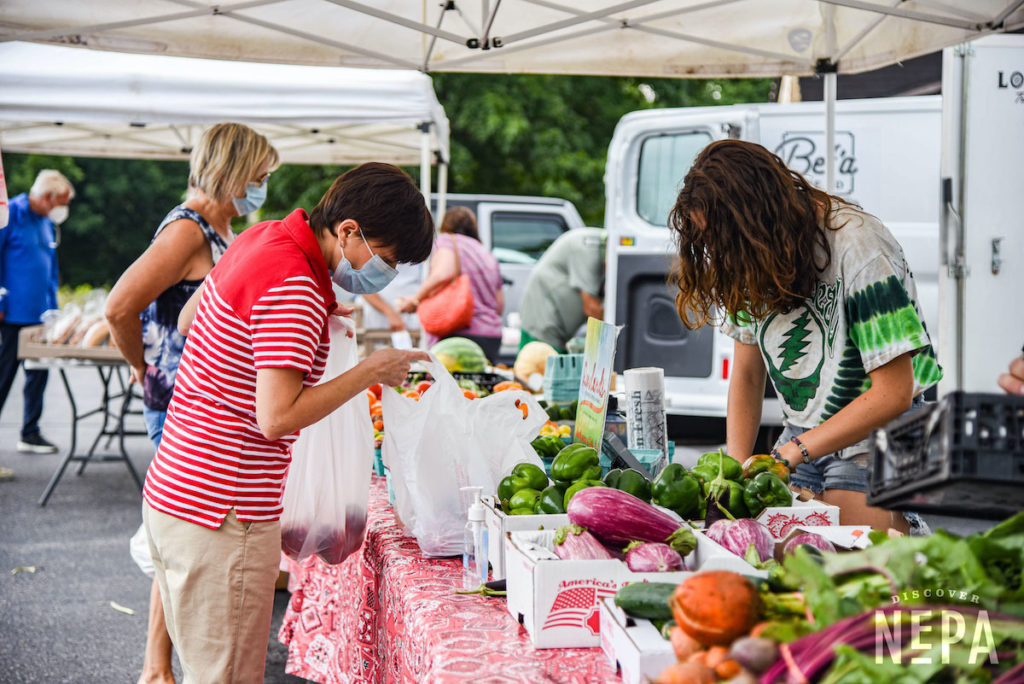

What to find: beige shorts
left=143, top=502, right=280, bottom=684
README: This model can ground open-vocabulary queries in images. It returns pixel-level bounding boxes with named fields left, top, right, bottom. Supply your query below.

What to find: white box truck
left=604, top=96, right=943, bottom=425
left=938, top=35, right=1024, bottom=395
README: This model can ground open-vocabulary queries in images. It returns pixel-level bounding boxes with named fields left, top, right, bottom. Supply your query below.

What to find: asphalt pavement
left=0, top=363, right=305, bottom=684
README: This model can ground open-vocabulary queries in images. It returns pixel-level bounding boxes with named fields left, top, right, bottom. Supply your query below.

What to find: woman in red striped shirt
left=142, top=163, right=433, bottom=683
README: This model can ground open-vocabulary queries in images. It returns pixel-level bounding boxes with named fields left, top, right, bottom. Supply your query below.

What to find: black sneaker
left=17, top=433, right=59, bottom=454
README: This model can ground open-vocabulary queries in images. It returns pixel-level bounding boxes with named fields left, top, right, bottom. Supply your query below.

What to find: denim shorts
left=776, top=395, right=926, bottom=494
left=142, top=406, right=167, bottom=450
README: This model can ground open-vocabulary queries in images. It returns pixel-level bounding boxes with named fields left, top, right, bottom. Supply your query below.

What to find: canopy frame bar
left=0, top=0, right=283, bottom=43
left=499, top=0, right=659, bottom=45
left=835, top=0, right=898, bottom=60
left=813, top=0, right=986, bottom=31
left=324, top=0, right=467, bottom=45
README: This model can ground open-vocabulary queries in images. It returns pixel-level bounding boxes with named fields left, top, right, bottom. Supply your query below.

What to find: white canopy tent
left=0, top=41, right=450, bottom=199
left=1, top=1, right=1021, bottom=192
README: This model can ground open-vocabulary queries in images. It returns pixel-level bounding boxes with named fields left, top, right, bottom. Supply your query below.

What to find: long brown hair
left=440, top=206, right=481, bottom=242
left=668, top=139, right=849, bottom=329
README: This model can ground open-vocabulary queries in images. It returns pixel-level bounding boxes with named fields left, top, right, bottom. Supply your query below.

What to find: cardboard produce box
left=504, top=528, right=692, bottom=648
left=599, top=597, right=675, bottom=684
left=755, top=494, right=840, bottom=541
left=481, top=496, right=568, bottom=580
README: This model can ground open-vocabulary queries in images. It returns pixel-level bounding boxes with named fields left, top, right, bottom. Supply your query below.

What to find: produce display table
left=279, top=477, right=620, bottom=683
left=18, top=325, right=147, bottom=505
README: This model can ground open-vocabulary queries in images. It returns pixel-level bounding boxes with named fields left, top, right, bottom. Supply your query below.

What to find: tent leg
left=435, top=161, right=448, bottom=229
left=420, top=123, right=432, bottom=202
left=824, top=71, right=836, bottom=193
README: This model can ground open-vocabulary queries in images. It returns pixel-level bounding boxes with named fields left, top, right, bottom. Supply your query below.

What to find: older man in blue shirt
left=0, top=169, right=74, bottom=454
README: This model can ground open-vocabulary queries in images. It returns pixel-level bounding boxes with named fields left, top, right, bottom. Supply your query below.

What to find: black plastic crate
left=867, top=392, right=1024, bottom=519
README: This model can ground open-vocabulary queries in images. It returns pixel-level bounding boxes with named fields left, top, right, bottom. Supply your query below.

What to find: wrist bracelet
left=770, top=447, right=790, bottom=469
left=790, top=435, right=811, bottom=464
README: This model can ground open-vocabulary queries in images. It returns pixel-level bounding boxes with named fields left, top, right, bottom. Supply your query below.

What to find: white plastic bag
left=129, top=522, right=155, bottom=577
left=279, top=319, right=374, bottom=564
left=383, top=355, right=546, bottom=557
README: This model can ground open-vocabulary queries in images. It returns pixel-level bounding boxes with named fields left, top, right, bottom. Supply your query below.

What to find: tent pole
left=419, top=123, right=432, bottom=202
left=824, top=4, right=837, bottom=194
left=436, top=160, right=449, bottom=230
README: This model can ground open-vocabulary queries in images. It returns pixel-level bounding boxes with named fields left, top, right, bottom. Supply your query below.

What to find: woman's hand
left=386, top=310, right=407, bottom=332
left=129, top=363, right=146, bottom=387
left=998, top=356, right=1024, bottom=395
left=331, top=302, right=356, bottom=318
left=397, top=296, right=419, bottom=314
left=363, top=349, right=430, bottom=387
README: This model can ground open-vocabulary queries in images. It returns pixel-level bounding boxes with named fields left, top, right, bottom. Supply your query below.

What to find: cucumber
left=614, top=582, right=676, bottom=620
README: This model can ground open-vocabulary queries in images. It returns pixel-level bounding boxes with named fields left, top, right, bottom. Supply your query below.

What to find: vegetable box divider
left=598, top=597, right=675, bottom=684
left=504, top=528, right=693, bottom=649
left=482, top=496, right=569, bottom=580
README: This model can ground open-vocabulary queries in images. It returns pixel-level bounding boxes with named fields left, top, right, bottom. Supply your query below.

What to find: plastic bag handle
left=417, top=353, right=462, bottom=393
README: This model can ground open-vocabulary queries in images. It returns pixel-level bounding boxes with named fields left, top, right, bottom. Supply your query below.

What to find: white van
left=603, top=96, right=942, bottom=424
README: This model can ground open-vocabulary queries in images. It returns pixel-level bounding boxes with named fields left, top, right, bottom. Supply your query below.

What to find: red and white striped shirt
left=143, top=210, right=336, bottom=529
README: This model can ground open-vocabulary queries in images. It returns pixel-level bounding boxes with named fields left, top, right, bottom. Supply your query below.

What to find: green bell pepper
left=563, top=479, right=606, bottom=510
left=604, top=468, right=652, bottom=502
left=651, top=463, right=701, bottom=518
left=534, top=485, right=567, bottom=514
left=741, top=453, right=791, bottom=483
left=497, top=474, right=528, bottom=504
left=530, top=435, right=564, bottom=460
left=705, top=449, right=750, bottom=524
left=742, top=471, right=792, bottom=517
left=511, top=463, right=549, bottom=492
left=508, top=487, right=543, bottom=512
left=545, top=404, right=564, bottom=422
left=688, top=464, right=717, bottom=495
left=697, top=450, right=744, bottom=481
left=550, top=443, right=600, bottom=483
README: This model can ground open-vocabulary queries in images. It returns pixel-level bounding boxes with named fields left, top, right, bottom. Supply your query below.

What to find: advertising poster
left=573, top=318, right=620, bottom=448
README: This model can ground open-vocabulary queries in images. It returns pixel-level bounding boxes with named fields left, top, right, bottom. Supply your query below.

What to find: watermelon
left=430, top=337, right=489, bottom=372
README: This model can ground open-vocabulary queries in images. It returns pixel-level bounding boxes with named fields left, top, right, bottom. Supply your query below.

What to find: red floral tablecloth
left=279, top=477, right=620, bottom=683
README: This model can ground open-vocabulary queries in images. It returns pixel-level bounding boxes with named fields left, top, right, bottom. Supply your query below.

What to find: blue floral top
left=141, top=206, right=230, bottom=411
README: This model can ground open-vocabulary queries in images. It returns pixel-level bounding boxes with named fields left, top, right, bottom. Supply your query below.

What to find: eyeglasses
left=254, top=172, right=272, bottom=186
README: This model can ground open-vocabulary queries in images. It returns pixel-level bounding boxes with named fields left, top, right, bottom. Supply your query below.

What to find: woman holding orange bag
left=399, top=207, right=504, bottom=360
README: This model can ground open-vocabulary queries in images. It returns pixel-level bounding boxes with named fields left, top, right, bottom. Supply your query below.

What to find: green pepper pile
left=645, top=449, right=794, bottom=523
left=498, top=441, right=606, bottom=515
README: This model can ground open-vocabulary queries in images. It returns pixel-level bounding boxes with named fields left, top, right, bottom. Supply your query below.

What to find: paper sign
left=573, top=318, right=619, bottom=448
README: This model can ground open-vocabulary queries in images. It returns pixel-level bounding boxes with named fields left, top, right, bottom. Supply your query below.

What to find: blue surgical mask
left=232, top=178, right=267, bottom=216
left=331, top=232, right=398, bottom=294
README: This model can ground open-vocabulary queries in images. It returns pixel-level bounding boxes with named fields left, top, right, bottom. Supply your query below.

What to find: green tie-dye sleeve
left=719, top=310, right=757, bottom=346
left=845, top=257, right=943, bottom=390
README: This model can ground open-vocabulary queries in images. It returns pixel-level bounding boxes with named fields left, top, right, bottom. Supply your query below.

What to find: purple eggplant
left=782, top=532, right=837, bottom=556
left=705, top=518, right=775, bottom=563
left=623, top=541, right=685, bottom=572
left=552, top=524, right=615, bottom=560
left=567, top=487, right=697, bottom=556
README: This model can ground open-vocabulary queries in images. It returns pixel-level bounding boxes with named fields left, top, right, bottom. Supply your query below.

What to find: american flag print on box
left=543, top=580, right=618, bottom=634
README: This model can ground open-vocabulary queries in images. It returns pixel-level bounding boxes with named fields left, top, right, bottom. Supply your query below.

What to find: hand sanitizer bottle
left=462, top=501, right=489, bottom=590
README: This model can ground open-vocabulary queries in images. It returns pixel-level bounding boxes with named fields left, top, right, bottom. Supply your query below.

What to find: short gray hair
left=29, top=170, right=75, bottom=200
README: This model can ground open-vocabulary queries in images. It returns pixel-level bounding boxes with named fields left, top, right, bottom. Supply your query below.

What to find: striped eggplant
left=567, top=487, right=697, bottom=556
left=552, top=524, right=615, bottom=560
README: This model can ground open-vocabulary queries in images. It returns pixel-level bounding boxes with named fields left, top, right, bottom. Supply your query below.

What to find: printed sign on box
left=574, top=317, right=620, bottom=448
left=480, top=496, right=568, bottom=580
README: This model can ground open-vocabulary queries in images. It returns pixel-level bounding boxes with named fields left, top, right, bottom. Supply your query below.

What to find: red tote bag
left=417, top=235, right=474, bottom=337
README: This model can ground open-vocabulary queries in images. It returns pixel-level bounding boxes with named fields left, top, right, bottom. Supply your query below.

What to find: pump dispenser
left=462, top=500, right=489, bottom=589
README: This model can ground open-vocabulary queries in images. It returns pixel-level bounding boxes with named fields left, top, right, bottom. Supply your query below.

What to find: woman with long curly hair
left=669, top=140, right=942, bottom=531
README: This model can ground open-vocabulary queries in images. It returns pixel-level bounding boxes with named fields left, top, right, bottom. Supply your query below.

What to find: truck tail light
left=722, top=358, right=730, bottom=380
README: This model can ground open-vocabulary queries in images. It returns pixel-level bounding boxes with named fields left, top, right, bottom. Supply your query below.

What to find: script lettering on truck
left=773, top=131, right=858, bottom=194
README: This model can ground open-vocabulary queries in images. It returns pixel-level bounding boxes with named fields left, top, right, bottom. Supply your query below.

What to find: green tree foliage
left=3, top=75, right=773, bottom=286
left=5, top=153, right=188, bottom=287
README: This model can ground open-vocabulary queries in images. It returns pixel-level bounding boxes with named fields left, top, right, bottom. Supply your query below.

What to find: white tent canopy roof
left=0, top=42, right=450, bottom=165
left=1, top=1, right=1021, bottom=78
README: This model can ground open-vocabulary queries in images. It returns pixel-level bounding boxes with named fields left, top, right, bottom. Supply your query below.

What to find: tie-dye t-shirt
left=720, top=206, right=942, bottom=429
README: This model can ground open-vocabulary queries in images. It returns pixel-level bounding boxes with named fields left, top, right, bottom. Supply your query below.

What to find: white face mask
left=48, top=205, right=69, bottom=225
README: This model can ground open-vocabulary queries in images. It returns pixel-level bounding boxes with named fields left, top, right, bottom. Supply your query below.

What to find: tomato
left=416, top=381, right=433, bottom=395
left=463, top=389, right=478, bottom=400
left=404, top=391, right=420, bottom=402
left=369, top=383, right=383, bottom=400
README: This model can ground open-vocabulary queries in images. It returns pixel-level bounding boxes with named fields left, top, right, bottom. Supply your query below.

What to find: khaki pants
left=143, top=502, right=280, bottom=684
